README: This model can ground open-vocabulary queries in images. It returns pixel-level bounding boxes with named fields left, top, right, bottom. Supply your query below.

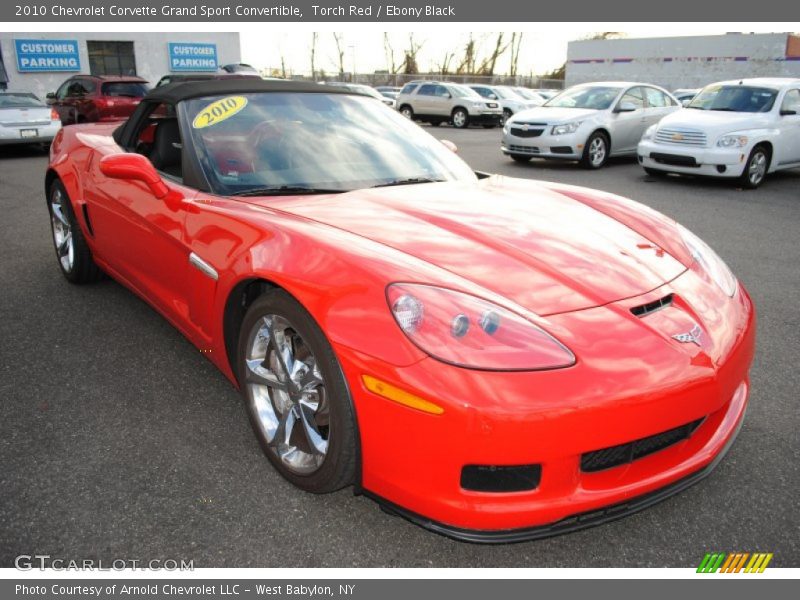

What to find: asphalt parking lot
left=1, top=126, right=798, bottom=568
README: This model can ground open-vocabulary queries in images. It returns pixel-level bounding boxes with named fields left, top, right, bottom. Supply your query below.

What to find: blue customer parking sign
left=15, top=39, right=81, bottom=72
left=168, top=43, right=218, bottom=72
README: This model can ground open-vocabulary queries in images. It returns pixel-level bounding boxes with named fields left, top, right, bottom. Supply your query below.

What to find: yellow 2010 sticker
left=192, top=96, right=248, bottom=129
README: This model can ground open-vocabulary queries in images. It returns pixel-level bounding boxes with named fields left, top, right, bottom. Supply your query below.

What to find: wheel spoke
left=269, top=406, right=296, bottom=449
left=268, top=320, right=295, bottom=386
left=298, top=400, right=328, bottom=455
left=57, top=232, right=72, bottom=257
left=51, top=204, right=68, bottom=227
left=245, top=358, right=288, bottom=391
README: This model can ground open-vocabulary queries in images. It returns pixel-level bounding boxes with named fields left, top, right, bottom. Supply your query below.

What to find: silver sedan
left=501, top=82, right=680, bottom=168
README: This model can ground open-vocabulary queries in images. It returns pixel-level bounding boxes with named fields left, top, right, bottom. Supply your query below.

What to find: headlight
left=716, top=134, right=749, bottom=148
left=641, top=124, right=657, bottom=141
left=677, top=224, right=737, bottom=297
left=387, top=283, right=575, bottom=370
left=471, top=101, right=484, bottom=109
left=551, top=121, right=582, bottom=136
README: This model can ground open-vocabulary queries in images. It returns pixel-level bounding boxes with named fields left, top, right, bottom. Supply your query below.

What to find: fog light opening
left=717, top=165, right=727, bottom=173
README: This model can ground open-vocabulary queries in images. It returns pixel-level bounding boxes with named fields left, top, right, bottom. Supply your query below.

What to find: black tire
left=399, top=105, right=414, bottom=120
left=501, top=108, right=513, bottom=125
left=738, top=145, right=770, bottom=189
left=579, top=131, right=609, bottom=169
left=644, top=167, right=667, bottom=177
left=47, top=180, right=102, bottom=284
left=451, top=107, right=470, bottom=129
left=510, top=154, right=531, bottom=163
left=237, top=289, right=357, bottom=493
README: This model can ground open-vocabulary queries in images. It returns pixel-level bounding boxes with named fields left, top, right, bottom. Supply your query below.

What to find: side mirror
left=440, top=139, right=458, bottom=153
left=99, top=153, right=169, bottom=199
left=780, top=109, right=797, bottom=116
left=489, top=94, right=498, bottom=100
left=45, top=92, right=56, bottom=104
left=615, top=101, right=637, bottom=113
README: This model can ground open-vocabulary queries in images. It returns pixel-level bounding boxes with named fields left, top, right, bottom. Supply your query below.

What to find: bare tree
left=455, top=34, right=477, bottom=74
left=402, top=33, right=424, bottom=74
left=280, top=55, right=287, bottom=79
left=436, top=51, right=455, bottom=75
left=509, top=32, right=523, bottom=77
left=310, top=32, right=318, bottom=80
left=332, top=32, right=346, bottom=77
left=384, top=33, right=401, bottom=74
left=477, top=33, right=510, bottom=75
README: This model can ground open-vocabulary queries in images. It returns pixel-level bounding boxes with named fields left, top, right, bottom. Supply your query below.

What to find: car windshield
left=0, top=93, right=44, bottom=108
left=449, top=84, right=480, bottom=98
left=512, top=88, right=540, bottom=101
left=102, top=82, right=150, bottom=97
left=687, top=85, right=777, bottom=113
left=492, top=87, right=518, bottom=100
left=544, top=86, right=621, bottom=110
left=183, top=92, right=476, bottom=195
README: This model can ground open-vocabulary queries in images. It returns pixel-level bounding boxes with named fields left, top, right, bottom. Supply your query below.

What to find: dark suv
left=47, top=75, right=150, bottom=125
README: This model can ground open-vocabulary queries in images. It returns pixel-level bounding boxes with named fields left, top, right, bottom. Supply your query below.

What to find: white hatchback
left=501, top=82, right=680, bottom=168
left=638, top=78, right=800, bottom=188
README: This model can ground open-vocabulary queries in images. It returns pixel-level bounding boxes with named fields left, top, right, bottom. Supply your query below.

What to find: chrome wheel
left=50, top=187, right=74, bottom=273
left=588, top=136, right=607, bottom=167
left=400, top=106, right=412, bottom=119
left=748, top=150, right=767, bottom=186
left=244, top=314, right=329, bottom=475
left=452, top=110, right=467, bottom=128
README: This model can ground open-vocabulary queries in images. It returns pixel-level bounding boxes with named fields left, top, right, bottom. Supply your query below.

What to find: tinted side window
left=781, top=89, right=800, bottom=113
left=417, top=84, right=436, bottom=96
left=55, top=80, right=71, bottom=100
left=645, top=87, right=670, bottom=108
left=620, top=87, right=645, bottom=109
left=400, top=83, right=419, bottom=95
left=434, top=85, right=450, bottom=97
left=472, top=87, right=491, bottom=98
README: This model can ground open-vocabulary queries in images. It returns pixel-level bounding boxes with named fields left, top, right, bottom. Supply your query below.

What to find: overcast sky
left=241, top=25, right=796, bottom=77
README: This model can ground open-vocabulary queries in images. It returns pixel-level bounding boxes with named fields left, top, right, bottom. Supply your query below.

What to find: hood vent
left=630, top=293, right=674, bottom=318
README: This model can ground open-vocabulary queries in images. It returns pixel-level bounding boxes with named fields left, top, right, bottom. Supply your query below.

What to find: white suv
left=396, top=81, right=503, bottom=128
left=638, top=78, right=800, bottom=188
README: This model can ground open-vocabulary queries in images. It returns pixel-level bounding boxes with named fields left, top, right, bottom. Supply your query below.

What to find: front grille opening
left=461, top=464, right=541, bottom=492
left=630, top=293, right=674, bottom=317
left=581, top=418, right=704, bottom=473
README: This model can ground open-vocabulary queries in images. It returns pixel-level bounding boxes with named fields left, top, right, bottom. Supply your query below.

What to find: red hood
left=244, top=177, right=686, bottom=315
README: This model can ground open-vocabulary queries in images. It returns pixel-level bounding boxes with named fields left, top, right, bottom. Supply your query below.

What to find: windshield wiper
left=371, top=177, right=445, bottom=188
left=230, top=185, right=346, bottom=197
left=710, top=108, right=737, bottom=111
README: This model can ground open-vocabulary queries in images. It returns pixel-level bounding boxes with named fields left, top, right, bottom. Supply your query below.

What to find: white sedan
left=0, top=92, right=62, bottom=148
left=501, top=82, right=680, bottom=168
left=638, top=78, right=800, bottom=188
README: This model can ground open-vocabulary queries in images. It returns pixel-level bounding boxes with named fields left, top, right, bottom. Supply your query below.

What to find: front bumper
left=638, top=139, right=747, bottom=177
left=337, top=268, right=755, bottom=537
left=470, top=112, right=503, bottom=126
left=0, top=122, right=61, bottom=145
left=501, top=128, right=583, bottom=159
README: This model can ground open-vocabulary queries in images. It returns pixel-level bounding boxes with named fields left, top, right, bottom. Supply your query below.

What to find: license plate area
left=20, top=129, right=38, bottom=139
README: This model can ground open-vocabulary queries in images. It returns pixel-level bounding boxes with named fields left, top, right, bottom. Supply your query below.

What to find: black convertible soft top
left=144, top=78, right=363, bottom=105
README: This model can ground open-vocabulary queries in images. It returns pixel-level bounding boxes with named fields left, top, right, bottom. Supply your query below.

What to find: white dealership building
left=0, top=32, right=241, bottom=98
left=566, top=32, right=800, bottom=91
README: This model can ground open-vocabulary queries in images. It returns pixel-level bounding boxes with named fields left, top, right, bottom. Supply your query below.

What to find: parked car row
left=501, top=78, right=800, bottom=188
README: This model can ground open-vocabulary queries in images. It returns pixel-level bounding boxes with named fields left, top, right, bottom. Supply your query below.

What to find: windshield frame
left=178, top=91, right=477, bottom=197
left=686, top=84, right=779, bottom=113
left=543, top=85, right=624, bottom=110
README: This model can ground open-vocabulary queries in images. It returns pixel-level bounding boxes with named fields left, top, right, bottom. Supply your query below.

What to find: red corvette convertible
left=44, top=80, right=755, bottom=542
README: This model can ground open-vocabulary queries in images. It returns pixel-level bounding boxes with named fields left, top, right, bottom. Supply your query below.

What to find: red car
left=46, top=74, right=149, bottom=125
left=44, top=80, right=755, bottom=542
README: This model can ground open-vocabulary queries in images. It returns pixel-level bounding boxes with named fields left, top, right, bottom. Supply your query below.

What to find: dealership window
left=87, top=41, right=137, bottom=76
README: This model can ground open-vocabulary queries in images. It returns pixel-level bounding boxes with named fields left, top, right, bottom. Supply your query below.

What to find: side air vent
left=630, top=294, right=673, bottom=317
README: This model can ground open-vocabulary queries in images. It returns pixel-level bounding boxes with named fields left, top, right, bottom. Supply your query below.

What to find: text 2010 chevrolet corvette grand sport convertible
left=44, top=80, right=755, bottom=542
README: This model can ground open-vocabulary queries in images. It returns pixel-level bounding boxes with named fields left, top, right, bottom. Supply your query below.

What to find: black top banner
left=1, top=0, right=795, bottom=22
